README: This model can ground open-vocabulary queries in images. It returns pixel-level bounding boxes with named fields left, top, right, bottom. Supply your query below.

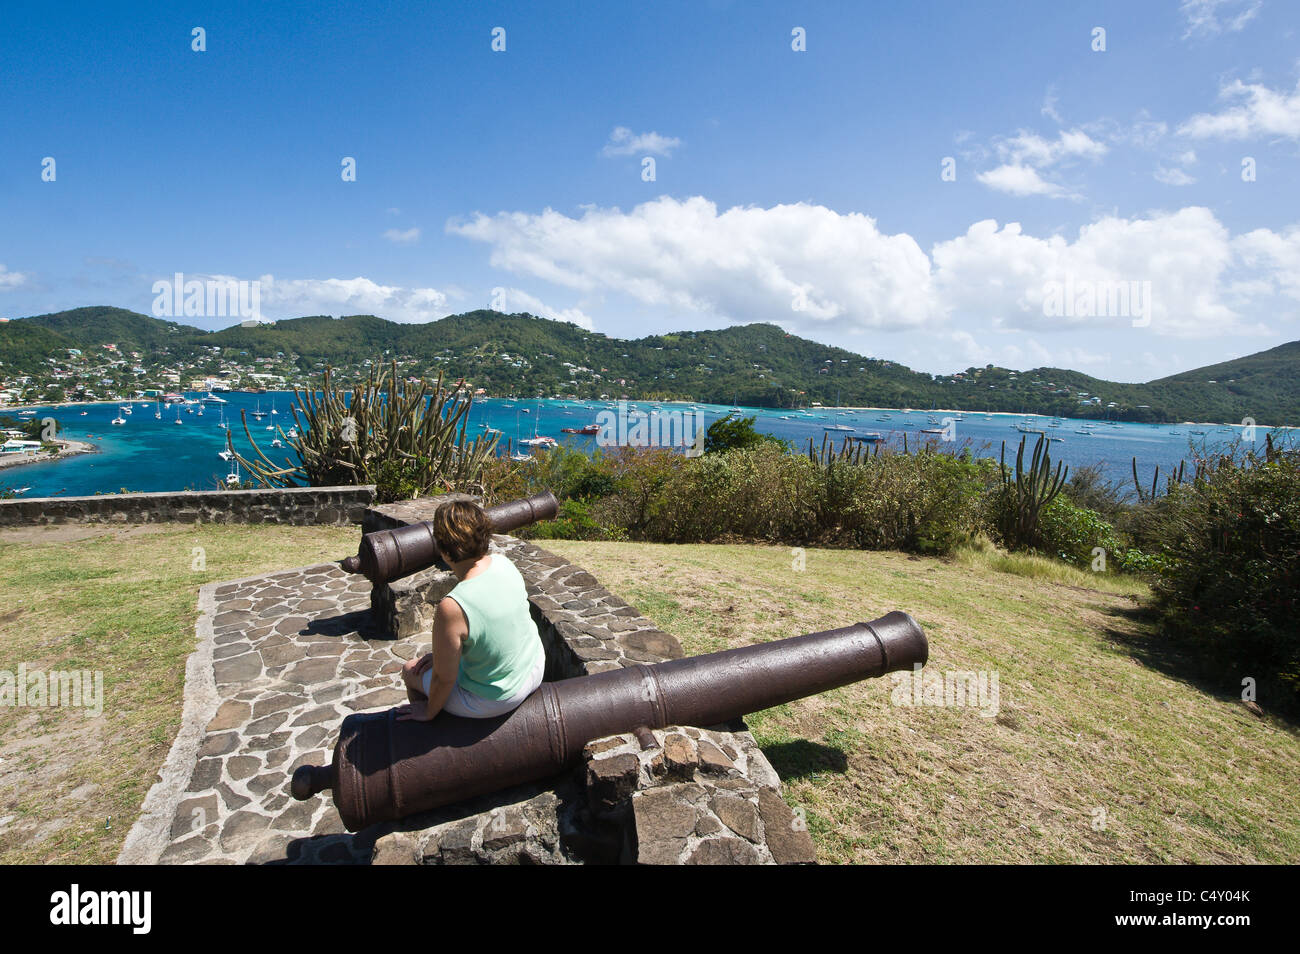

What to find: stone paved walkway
left=121, top=531, right=803, bottom=865
left=140, top=560, right=418, bottom=864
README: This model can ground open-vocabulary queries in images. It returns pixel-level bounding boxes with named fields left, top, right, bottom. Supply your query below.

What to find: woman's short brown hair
left=432, top=500, right=493, bottom=564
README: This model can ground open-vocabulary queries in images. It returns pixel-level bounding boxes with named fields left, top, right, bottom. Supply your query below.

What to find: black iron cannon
left=291, top=610, right=928, bottom=831
left=341, top=490, right=559, bottom=583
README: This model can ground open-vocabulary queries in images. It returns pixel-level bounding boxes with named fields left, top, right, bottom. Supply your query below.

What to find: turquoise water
left=1, top=392, right=1287, bottom=499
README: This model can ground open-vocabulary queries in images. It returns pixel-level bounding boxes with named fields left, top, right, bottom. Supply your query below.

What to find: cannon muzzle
left=292, top=610, right=927, bottom=831
left=341, top=490, right=559, bottom=582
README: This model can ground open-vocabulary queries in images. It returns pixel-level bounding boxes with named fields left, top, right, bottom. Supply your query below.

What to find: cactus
left=998, top=434, right=1068, bottom=549
left=227, top=359, right=500, bottom=496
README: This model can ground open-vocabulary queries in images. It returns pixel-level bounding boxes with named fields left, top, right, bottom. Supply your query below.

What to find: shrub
left=1034, top=497, right=1120, bottom=569
left=1144, top=446, right=1300, bottom=715
left=704, top=413, right=787, bottom=454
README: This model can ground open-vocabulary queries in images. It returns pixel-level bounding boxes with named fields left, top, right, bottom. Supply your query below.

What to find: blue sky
left=2, top=0, right=1298, bottom=380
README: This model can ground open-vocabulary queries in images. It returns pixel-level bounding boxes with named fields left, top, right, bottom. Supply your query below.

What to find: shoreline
left=0, top=439, right=98, bottom=476
left=4, top=395, right=1293, bottom=433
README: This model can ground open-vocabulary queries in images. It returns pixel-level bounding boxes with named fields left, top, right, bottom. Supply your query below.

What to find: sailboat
left=217, top=408, right=228, bottom=430
left=155, top=398, right=163, bottom=420
left=520, top=403, right=556, bottom=448
left=226, top=457, right=241, bottom=486
left=174, top=404, right=183, bottom=425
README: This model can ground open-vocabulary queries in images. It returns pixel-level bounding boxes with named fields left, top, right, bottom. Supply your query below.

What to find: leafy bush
left=1144, top=446, right=1300, bottom=714
left=1034, top=497, right=1120, bottom=568
left=704, top=413, right=787, bottom=454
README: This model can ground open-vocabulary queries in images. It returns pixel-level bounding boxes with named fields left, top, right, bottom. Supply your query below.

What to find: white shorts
left=422, top=650, right=545, bottom=719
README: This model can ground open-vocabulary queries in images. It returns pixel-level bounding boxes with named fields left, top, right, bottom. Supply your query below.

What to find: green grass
left=0, top=523, right=357, bottom=864
left=3, top=522, right=1296, bottom=865
left=543, top=538, right=1300, bottom=864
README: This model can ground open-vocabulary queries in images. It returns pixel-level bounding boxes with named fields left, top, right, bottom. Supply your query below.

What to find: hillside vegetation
left=4, top=306, right=1299, bottom=423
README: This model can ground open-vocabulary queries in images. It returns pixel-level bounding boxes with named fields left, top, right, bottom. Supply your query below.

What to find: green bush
left=1034, top=497, right=1120, bottom=569
left=1144, top=446, right=1300, bottom=715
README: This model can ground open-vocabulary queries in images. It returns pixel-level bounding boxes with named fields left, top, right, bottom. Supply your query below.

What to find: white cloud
left=993, top=128, right=1108, bottom=167
left=255, top=275, right=450, bottom=323
left=449, top=198, right=1299, bottom=341
left=449, top=196, right=941, bottom=333
left=932, top=208, right=1250, bottom=336
left=382, top=227, right=421, bottom=244
left=1231, top=225, right=1300, bottom=302
left=1041, top=88, right=1062, bottom=124
left=975, top=128, right=1106, bottom=197
left=601, top=126, right=682, bottom=157
left=1180, top=0, right=1262, bottom=39
left=1178, top=79, right=1300, bottom=140
left=1155, top=165, right=1197, bottom=185
left=976, top=164, right=1069, bottom=197
left=491, top=287, right=595, bottom=330
left=0, top=265, right=26, bottom=290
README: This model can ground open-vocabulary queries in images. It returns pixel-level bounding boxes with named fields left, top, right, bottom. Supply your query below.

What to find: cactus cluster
left=226, top=359, right=500, bottom=495
left=997, top=433, right=1068, bottom=548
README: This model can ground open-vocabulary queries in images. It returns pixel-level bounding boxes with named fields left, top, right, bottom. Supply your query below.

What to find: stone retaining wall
left=0, top=485, right=377, bottom=527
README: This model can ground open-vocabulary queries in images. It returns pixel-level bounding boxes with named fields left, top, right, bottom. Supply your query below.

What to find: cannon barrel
left=291, top=610, right=927, bottom=831
left=341, top=490, right=559, bottom=583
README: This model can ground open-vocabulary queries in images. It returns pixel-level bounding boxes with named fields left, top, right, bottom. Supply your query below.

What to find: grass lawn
left=2, top=522, right=1296, bottom=865
left=542, top=538, right=1300, bottom=864
left=0, top=523, right=357, bottom=865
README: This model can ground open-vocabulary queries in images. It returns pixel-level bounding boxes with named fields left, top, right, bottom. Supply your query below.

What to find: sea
left=2, top=392, right=1289, bottom=500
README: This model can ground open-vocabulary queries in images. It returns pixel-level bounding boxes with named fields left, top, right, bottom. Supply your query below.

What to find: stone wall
left=0, top=485, right=376, bottom=527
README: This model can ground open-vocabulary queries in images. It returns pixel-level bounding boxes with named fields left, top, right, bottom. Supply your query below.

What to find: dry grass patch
left=543, top=539, right=1300, bottom=864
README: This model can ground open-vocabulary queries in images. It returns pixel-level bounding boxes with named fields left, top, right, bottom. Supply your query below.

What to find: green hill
left=4, top=306, right=1299, bottom=424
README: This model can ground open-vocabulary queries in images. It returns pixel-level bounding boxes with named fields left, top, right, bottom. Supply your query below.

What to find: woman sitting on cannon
left=396, top=500, right=546, bottom=721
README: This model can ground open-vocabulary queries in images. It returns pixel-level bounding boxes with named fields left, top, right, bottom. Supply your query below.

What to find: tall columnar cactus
left=998, top=434, right=1068, bottom=549
left=227, top=359, right=500, bottom=495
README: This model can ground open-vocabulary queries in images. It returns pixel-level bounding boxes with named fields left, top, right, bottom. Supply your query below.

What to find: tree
left=704, top=413, right=786, bottom=454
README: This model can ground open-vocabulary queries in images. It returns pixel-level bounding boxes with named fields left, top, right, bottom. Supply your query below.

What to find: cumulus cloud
left=601, top=126, right=682, bottom=157
left=976, top=164, right=1069, bottom=197
left=449, top=198, right=1299, bottom=341
left=449, top=196, right=941, bottom=332
left=1180, top=0, right=1262, bottom=39
left=255, top=275, right=450, bottom=323
left=382, top=227, right=421, bottom=244
left=490, top=287, right=595, bottom=330
left=932, top=208, right=1246, bottom=335
left=0, top=264, right=27, bottom=290
left=1178, top=79, right=1300, bottom=140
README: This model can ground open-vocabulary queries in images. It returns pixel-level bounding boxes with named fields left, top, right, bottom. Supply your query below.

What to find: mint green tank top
left=446, top=553, right=545, bottom=700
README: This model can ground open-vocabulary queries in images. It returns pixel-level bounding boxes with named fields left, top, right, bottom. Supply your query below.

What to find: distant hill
left=3, top=306, right=1298, bottom=424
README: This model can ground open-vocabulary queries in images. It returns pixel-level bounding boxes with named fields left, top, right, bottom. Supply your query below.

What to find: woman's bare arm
left=397, top=596, right=465, bottom=722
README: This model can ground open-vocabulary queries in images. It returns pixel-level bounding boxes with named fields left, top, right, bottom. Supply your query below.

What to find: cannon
left=291, top=610, right=928, bottom=831
left=341, top=490, right=559, bottom=583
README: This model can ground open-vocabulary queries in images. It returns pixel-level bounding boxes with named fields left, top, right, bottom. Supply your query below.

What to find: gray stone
left=373, top=832, right=420, bottom=865
left=685, top=837, right=762, bottom=865
left=757, top=788, right=817, bottom=864
left=711, top=794, right=760, bottom=842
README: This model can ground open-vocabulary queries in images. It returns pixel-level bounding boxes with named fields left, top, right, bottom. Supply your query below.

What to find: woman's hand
left=413, top=652, right=434, bottom=677
left=395, top=702, right=436, bottom=722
